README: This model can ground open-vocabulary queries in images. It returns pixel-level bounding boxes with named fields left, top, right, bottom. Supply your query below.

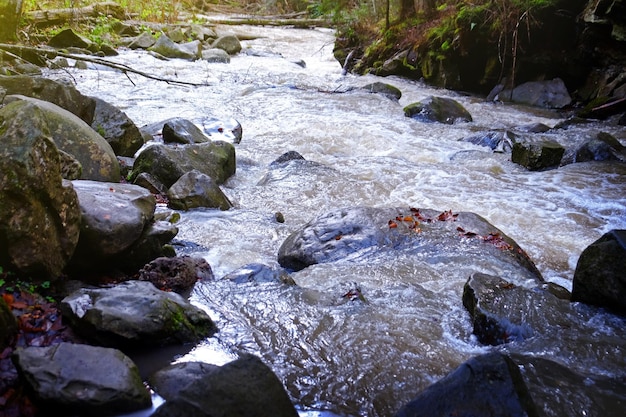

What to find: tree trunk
left=399, top=0, right=417, bottom=18
left=0, top=0, right=23, bottom=42
left=414, top=0, right=435, bottom=16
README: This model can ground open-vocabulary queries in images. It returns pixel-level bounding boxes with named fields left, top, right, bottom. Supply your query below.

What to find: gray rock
left=162, top=118, right=210, bottom=144
left=360, top=82, right=402, bottom=100
left=128, top=31, right=156, bottom=49
left=277, top=207, right=542, bottom=284
left=60, top=280, right=217, bottom=347
left=404, top=96, right=472, bottom=124
left=188, top=24, right=217, bottom=42
left=212, top=35, right=242, bottom=55
left=167, top=170, right=233, bottom=211
left=149, top=361, right=220, bottom=401
left=572, top=230, right=626, bottom=314
left=91, top=97, right=145, bottom=157
left=394, top=352, right=535, bottom=417
left=148, top=34, right=201, bottom=60
left=572, top=131, right=626, bottom=164
left=115, top=219, right=179, bottom=273
left=201, top=48, right=231, bottom=63
left=151, top=354, right=298, bottom=417
left=12, top=343, right=151, bottom=416
left=138, top=255, right=214, bottom=295
left=4, top=95, right=120, bottom=181
left=512, top=137, right=565, bottom=170
left=47, top=28, right=92, bottom=50
left=395, top=351, right=626, bottom=417
left=0, top=75, right=96, bottom=123
left=130, top=141, right=236, bottom=187
left=67, top=180, right=157, bottom=272
left=0, top=101, right=81, bottom=279
left=499, top=78, right=572, bottom=109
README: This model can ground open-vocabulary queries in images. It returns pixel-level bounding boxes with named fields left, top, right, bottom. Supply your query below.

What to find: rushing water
left=48, top=23, right=626, bottom=416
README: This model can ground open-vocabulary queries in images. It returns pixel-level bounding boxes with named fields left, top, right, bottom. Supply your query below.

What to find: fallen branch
left=0, top=43, right=211, bottom=87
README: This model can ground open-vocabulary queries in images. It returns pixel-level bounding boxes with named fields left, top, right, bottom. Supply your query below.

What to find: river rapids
left=47, top=23, right=626, bottom=417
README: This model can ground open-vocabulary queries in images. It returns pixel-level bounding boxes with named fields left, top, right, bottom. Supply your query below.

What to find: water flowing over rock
left=572, top=230, right=626, bottom=314
left=394, top=351, right=626, bottom=417
left=278, top=206, right=541, bottom=285
left=60, top=280, right=217, bottom=348
left=67, top=180, right=177, bottom=274
left=150, top=354, right=299, bottom=417
left=403, top=96, right=472, bottom=124
left=130, top=141, right=236, bottom=187
left=12, top=342, right=151, bottom=416
left=167, top=169, right=233, bottom=211
left=460, top=130, right=518, bottom=153
left=567, top=131, right=626, bottom=164
left=0, top=100, right=81, bottom=279
left=0, top=75, right=95, bottom=123
left=4, top=95, right=120, bottom=181
left=91, top=97, right=145, bottom=157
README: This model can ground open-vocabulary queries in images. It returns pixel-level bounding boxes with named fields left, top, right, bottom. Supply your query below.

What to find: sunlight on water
left=49, top=23, right=626, bottom=417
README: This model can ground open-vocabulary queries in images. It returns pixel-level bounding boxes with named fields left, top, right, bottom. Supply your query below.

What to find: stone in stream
left=60, top=280, right=217, bottom=348
left=12, top=342, right=151, bottom=416
left=511, top=137, right=565, bottom=170
left=571, top=229, right=626, bottom=314
left=403, top=96, right=473, bottom=124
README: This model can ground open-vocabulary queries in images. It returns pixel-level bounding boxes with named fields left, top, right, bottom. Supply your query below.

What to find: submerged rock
left=572, top=230, right=626, bottom=314
left=395, top=351, right=626, bottom=417
left=277, top=206, right=542, bottom=285
left=461, top=130, right=518, bottom=153
left=13, top=343, right=151, bottom=416
left=403, top=96, right=472, bottom=124
left=60, top=280, right=217, bottom=348
left=151, top=354, right=298, bottom=417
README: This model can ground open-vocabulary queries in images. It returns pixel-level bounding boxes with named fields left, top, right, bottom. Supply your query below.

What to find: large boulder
left=66, top=180, right=176, bottom=274
left=278, top=207, right=541, bottom=284
left=403, top=96, right=472, bottom=124
left=12, top=343, right=151, bottom=416
left=498, top=78, right=572, bottom=109
left=0, top=101, right=81, bottom=279
left=0, top=75, right=96, bottom=123
left=60, top=280, right=217, bottom=347
left=4, top=95, right=120, bottom=182
left=91, top=97, right=145, bottom=157
left=130, top=141, right=236, bottom=187
left=571, top=230, right=626, bottom=314
left=394, top=351, right=626, bottom=417
left=151, top=354, right=299, bottom=417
